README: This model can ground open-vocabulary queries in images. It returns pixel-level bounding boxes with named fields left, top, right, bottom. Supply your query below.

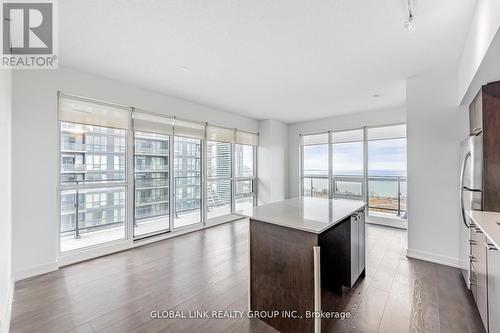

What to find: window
left=234, top=144, right=257, bottom=212
left=59, top=94, right=259, bottom=256
left=367, top=124, right=407, bottom=218
left=300, top=124, right=407, bottom=222
left=59, top=122, right=128, bottom=252
left=301, top=133, right=329, bottom=198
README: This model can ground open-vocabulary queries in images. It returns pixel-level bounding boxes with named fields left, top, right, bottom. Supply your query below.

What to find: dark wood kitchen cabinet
left=471, top=225, right=488, bottom=329
left=471, top=81, right=500, bottom=212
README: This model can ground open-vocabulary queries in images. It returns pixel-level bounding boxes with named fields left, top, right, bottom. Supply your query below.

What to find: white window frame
left=57, top=92, right=259, bottom=266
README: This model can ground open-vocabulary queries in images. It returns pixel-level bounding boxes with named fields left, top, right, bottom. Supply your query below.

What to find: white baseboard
left=406, top=248, right=460, bottom=268
left=13, top=262, right=58, bottom=282
left=1, top=281, right=13, bottom=333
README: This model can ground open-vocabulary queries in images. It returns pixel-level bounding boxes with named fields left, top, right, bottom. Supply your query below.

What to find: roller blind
left=332, top=129, right=363, bottom=143
left=59, top=95, right=130, bottom=129
left=301, top=132, right=328, bottom=145
left=235, top=130, right=258, bottom=146
left=367, top=124, right=406, bottom=141
left=206, top=125, right=235, bottom=143
left=132, top=110, right=174, bottom=135
left=174, top=118, right=206, bottom=140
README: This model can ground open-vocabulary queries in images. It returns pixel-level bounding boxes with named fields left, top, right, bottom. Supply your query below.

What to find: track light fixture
left=405, top=0, right=415, bottom=32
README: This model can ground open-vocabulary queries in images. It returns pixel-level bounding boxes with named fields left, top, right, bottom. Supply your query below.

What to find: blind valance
left=132, top=110, right=174, bottom=135
left=59, top=95, right=130, bottom=129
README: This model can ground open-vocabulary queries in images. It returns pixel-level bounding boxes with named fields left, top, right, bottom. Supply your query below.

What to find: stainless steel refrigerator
left=459, top=133, right=483, bottom=286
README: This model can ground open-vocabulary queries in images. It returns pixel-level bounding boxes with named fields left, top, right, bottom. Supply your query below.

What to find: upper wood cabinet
left=470, top=81, right=500, bottom=212
left=470, top=89, right=483, bottom=135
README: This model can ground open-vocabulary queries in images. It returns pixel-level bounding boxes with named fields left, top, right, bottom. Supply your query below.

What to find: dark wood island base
left=248, top=206, right=366, bottom=333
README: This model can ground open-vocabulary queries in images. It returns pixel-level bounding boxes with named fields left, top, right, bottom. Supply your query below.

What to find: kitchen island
left=240, top=197, right=366, bottom=333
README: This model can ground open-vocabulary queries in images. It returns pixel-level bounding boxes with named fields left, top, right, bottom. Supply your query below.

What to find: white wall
left=461, top=28, right=500, bottom=106
left=11, top=67, right=260, bottom=280
left=0, top=70, right=13, bottom=333
left=258, top=119, right=288, bottom=205
left=287, top=107, right=406, bottom=198
left=458, top=0, right=500, bottom=103
left=406, top=69, right=468, bottom=267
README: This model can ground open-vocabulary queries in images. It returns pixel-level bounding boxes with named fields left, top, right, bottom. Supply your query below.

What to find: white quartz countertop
left=467, top=210, right=500, bottom=250
left=239, top=197, right=366, bottom=234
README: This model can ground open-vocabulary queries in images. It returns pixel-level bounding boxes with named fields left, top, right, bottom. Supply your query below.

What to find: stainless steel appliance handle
left=459, top=152, right=471, bottom=228
left=485, top=243, right=498, bottom=251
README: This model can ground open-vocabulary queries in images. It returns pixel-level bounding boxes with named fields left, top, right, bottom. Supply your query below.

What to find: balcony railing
left=302, top=176, right=329, bottom=199
left=302, top=175, right=407, bottom=219
left=135, top=165, right=169, bottom=172
left=61, top=164, right=87, bottom=172
left=136, top=196, right=169, bottom=205
left=61, top=142, right=126, bottom=154
left=368, top=176, right=407, bottom=218
left=135, top=147, right=168, bottom=155
left=135, top=179, right=169, bottom=188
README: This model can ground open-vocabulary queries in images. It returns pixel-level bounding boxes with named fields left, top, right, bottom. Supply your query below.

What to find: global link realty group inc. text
left=150, top=310, right=352, bottom=320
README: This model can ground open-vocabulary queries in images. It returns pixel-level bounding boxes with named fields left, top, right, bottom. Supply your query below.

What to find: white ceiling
left=59, top=0, right=476, bottom=123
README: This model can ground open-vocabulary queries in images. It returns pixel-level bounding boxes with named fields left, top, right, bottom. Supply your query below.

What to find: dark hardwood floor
left=10, top=219, right=485, bottom=333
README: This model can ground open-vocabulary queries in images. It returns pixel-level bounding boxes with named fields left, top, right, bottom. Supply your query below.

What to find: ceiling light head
left=404, top=14, right=415, bottom=32
left=405, top=0, right=415, bottom=32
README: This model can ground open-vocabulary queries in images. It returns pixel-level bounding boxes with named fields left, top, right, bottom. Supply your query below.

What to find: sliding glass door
left=207, top=141, right=232, bottom=218
left=367, top=125, right=407, bottom=219
left=301, top=133, right=329, bottom=198
left=173, top=136, right=202, bottom=228
left=133, top=132, right=170, bottom=237
left=331, top=129, right=364, bottom=200
left=234, top=143, right=257, bottom=212
left=299, top=124, right=407, bottom=225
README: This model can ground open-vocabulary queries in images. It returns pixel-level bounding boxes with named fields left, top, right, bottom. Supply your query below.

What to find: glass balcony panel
left=333, top=180, right=363, bottom=198
left=368, top=177, right=407, bottom=218
left=303, top=177, right=328, bottom=198
left=60, top=121, right=127, bottom=253
left=235, top=196, right=254, bottom=213
left=60, top=187, right=126, bottom=252
left=207, top=180, right=231, bottom=219
left=235, top=180, right=253, bottom=195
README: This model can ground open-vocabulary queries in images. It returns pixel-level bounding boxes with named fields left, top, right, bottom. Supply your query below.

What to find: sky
left=303, top=139, right=407, bottom=177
